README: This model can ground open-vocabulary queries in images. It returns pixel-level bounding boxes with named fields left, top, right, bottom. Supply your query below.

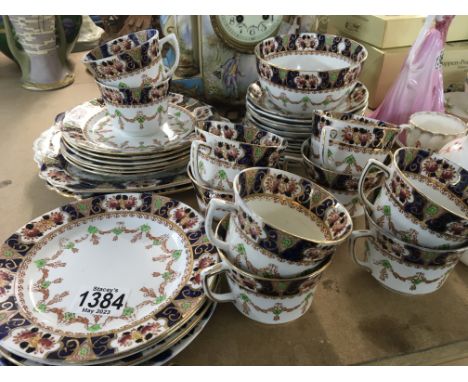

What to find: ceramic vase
left=4, top=15, right=77, bottom=90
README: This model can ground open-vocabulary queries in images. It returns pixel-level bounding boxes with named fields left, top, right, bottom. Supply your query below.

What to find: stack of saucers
left=244, top=32, right=370, bottom=158
left=188, top=120, right=287, bottom=216
left=33, top=30, right=224, bottom=199
left=300, top=111, right=398, bottom=217
left=245, top=81, right=369, bottom=157
left=0, top=193, right=219, bottom=365
left=201, top=167, right=353, bottom=324
left=352, top=147, right=468, bottom=295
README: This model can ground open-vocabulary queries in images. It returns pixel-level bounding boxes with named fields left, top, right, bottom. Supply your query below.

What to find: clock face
left=211, top=15, right=284, bottom=53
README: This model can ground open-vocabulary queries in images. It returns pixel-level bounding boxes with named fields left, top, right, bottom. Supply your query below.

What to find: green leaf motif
left=88, top=324, right=102, bottom=332
left=65, top=242, right=75, bottom=249
left=41, top=281, right=51, bottom=289
left=64, top=312, right=75, bottom=321
left=123, top=307, right=134, bottom=316
left=382, top=260, right=391, bottom=268
left=240, top=293, right=250, bottom=302
left=36, top=303, right=47, bottom=313
left=87, top=225, right=98, bottom=234
left=273, top=306, right=283, bottom=316
left=383, top=205, right=391, bottom=216
left=155, top=295, right=166, bottom=304
left=163, top=271, right=173, bottom=280
left=154, top=198, right=163, bottom=210
left=77, top=203, right=87, bottom=212
left=218, top=170, right=227, bottom=180
left=112, top=227, right=123, bottom=235
left=115, top=110, right=122, bottom=117
left=140, top=224, right=151, bottom=232
left=3, top=250, right=13, bottom=258
left=345, top=155, right=356, bottom=165
left=172, top=250, right=182, bottom=260
left=35, top=259, right=46, bottom=269
left=277, top=282, right=287, bottom=291
left=426, top=205, right=439, bottom=217
left=235, top=244, right=246, bottom=255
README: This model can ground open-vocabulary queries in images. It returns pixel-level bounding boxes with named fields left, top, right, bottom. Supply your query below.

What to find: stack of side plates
left=245, top=81, right=369, bottom=157
left=0, top=193, right=219, bottom=365
left=33, top=93, right=224, bottom=199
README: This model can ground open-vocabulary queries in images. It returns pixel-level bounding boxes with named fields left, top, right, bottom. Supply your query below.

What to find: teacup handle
left=159, top=33, right=180, bottom=78
left=348, top=230, right=373, bottom=272
left=205, top=198, right=237, bottom=252
left=201, top=262, right=236, bottom=303
left=358, top=159, right=391, bottom=212
left=282, top=154, right=302, bottom=171
left=190, top=140, right=211, bottom=187
left=398, top=124, right=411, bottom=147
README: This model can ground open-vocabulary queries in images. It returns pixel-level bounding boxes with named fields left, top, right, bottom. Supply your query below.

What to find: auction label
left=71, top=286, right=130, bottom=317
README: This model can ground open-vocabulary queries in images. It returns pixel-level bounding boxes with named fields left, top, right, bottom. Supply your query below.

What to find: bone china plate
left=0, top=193, right=218, bottom=365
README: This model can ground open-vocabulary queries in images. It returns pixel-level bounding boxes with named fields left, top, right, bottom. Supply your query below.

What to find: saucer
left=61, top=93, right=211, bottom=156
left=246, top=81, right=369, bottom=123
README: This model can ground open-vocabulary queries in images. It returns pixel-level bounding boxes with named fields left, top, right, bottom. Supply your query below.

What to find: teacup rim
left=196, top=120, right=288, bottom=150
left=215, top=214, right=333, bottom=282
left=254, top=32, right=368, bottom=74
left=314, top=110, right=400, bottom=131
left=392, top=147, right=468, bottom=221
left=82, top=28, right=160, bottom=65
left=95, top=75, right=172, bottom=91
left=363, top=205, right=468, bottom=254
left=232, top=166, right=354, bottom=245
left=408, top=111, right=468, bottom=137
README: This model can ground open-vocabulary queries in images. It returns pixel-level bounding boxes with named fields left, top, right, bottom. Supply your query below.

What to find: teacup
left=187, top=164, right=233, bottom=220
left=197, top=120, right=287, bottom=149
left=358, top=147, right=468, bottom=248
left=207, top=208, right=333, bottom=278
left=190, top=122, right=286, bottom=192
left=349, top=210, right=466, bottom=295
left=98, top=77, right=171, bottom=136
left=255, top=33, right=367, bottom=115
left=312, top=126, right=392, bottom=176
left=301, top=139, right=385, bottom=218
left=83, top=29, right=180, bottom=87
left=205, top=167, right=353, bottom=262
left=312, top=111, right=399, bottom=150
left=399, top=111, right=468, bottom=151
left=439, top=135, right=468, bottom=170
left=201, top=216, right=332, bottom=324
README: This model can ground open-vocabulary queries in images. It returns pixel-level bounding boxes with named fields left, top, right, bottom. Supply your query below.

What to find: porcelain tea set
left=2, top=28, right=468, bottom=365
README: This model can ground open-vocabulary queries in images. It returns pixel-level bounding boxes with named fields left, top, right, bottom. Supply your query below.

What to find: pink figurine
left=371, top=15, right=455, bottom=124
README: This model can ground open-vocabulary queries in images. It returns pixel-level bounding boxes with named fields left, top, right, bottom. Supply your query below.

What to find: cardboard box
left=357, top=42, right=410, bottom=109
left=328, top=15, right=425, bottom=49
left=329, top=15, right=468, bottom=49
left=443, top=41, right=468, bottom=92
left=447, top=16, right=468, bottom=42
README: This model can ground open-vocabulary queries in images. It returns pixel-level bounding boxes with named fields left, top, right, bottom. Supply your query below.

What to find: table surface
left=1, top=52, right=468, bottom=366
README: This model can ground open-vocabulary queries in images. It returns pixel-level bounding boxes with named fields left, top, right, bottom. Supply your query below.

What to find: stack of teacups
left=244, top=33, right=369, bottom=158
left=83, top=29, right=179, bottom=137
left=301, top=111, right=398, bottom=217
left=201, top=167, right=353, bottom=324
left=353, top=147, right=468, bottom=295
left=188, top=120, right=287, bottom=216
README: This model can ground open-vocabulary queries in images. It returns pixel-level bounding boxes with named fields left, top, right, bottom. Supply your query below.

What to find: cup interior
left=268, top=54, right=350, bottom=71
left=411, top=112, right=467, bottom=135
left=234, top=167, right=353, bottom=244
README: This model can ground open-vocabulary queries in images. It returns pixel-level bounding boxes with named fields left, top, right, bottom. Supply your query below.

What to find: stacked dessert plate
left=0, top=193, right=219, bottom=365
left=34, top=93, right=224, bottom=199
